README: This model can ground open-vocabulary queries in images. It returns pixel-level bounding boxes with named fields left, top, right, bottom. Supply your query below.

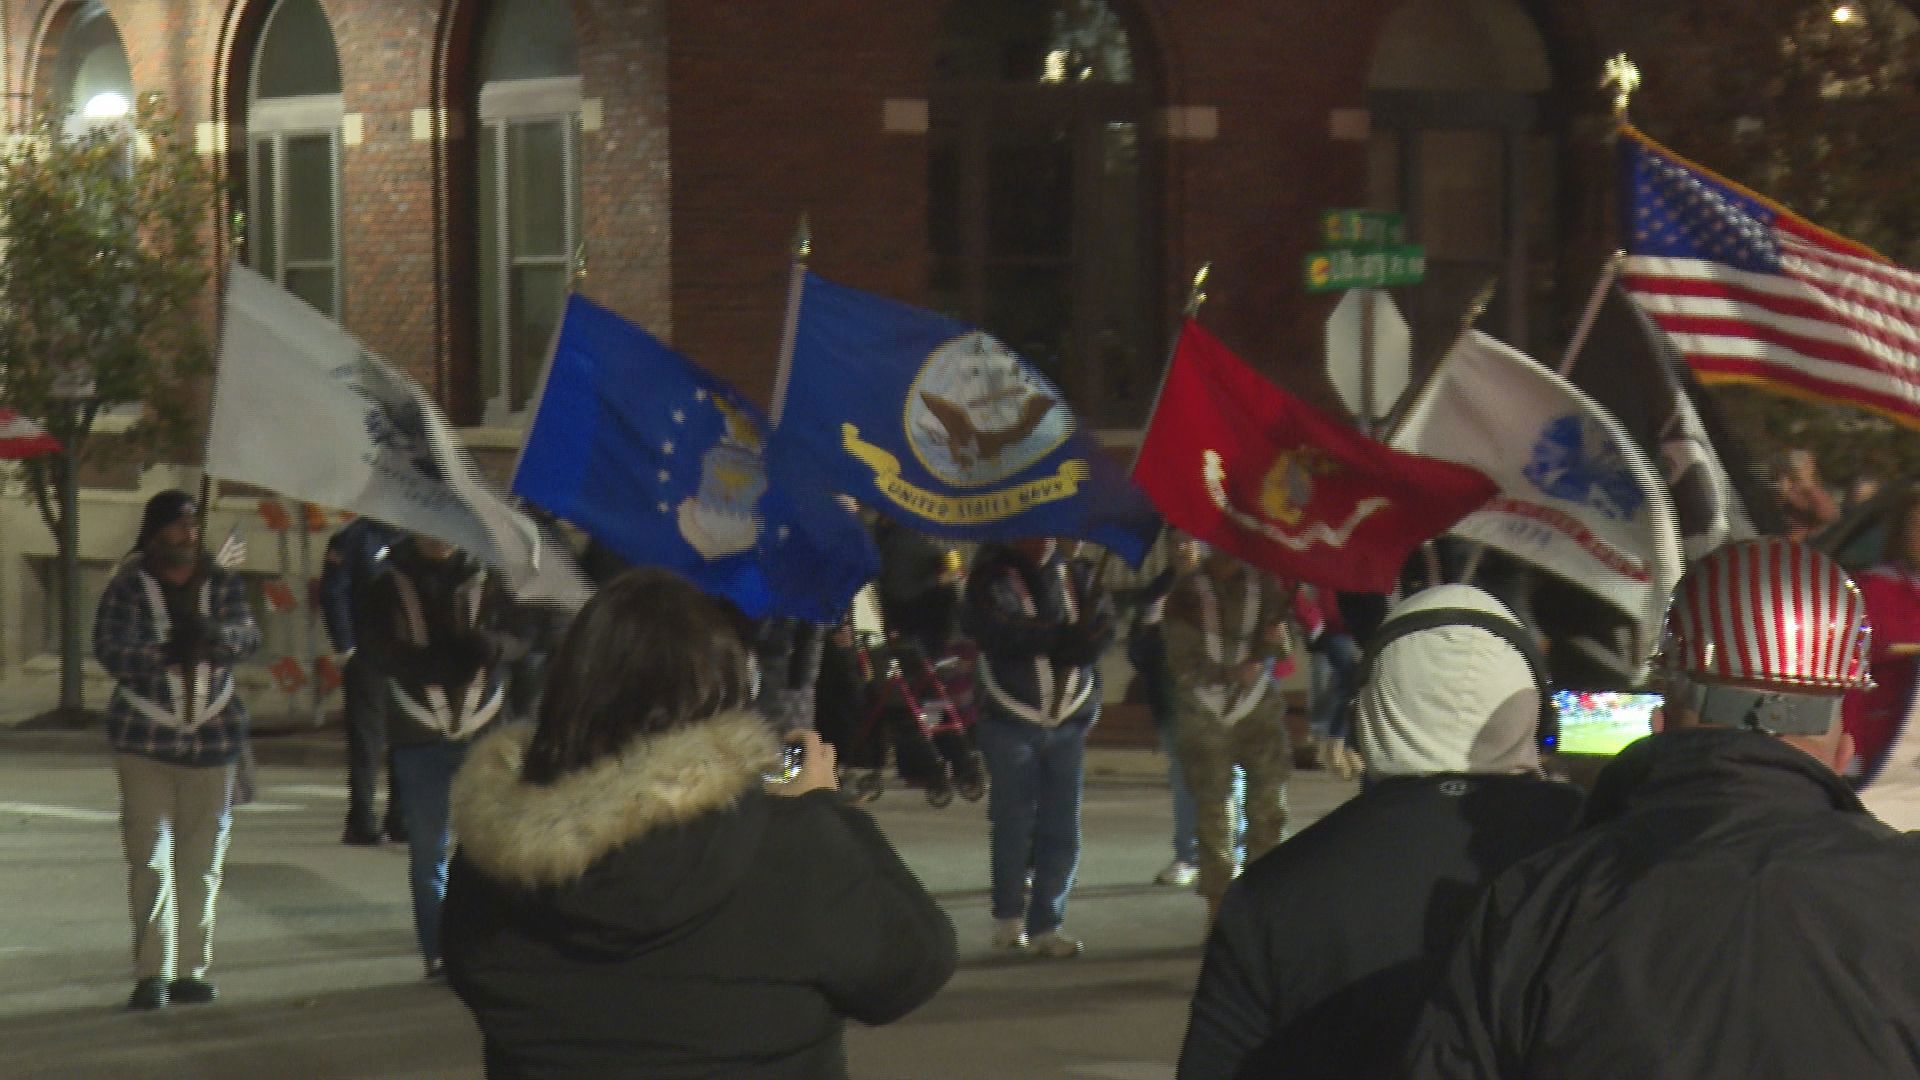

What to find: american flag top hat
left=1659, top=538, right=1873, bottom=694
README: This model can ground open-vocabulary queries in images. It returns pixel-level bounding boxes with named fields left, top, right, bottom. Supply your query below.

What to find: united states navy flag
left=770, top=271, right=1159, bottom=565
left=513, top=294, right=877, bottom=622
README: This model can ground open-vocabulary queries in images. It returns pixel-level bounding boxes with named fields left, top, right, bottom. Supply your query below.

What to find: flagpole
left=1126, top=262, right=1210, bottom=477
left=1556, top=251, right=1627, bottom=378
left=1377, top=277, right=1499, bottom=447
left=769, top=215, right=811, bottom=426
left=1383, top=280, right=1499, bottom=587
left=1095, top=263, right=1209, bottom=583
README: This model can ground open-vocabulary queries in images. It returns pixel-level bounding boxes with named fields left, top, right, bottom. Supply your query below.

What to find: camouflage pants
left=1174, top=688, right=1291, bottom=903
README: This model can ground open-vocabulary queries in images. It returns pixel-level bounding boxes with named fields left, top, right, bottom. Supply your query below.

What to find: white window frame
left=246, top=93, right=344, bottom=320
left=478, top=76, right=582, bottom=425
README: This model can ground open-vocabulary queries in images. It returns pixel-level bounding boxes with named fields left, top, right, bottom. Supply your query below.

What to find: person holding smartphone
left=441, top=569, right=955, bottom=1077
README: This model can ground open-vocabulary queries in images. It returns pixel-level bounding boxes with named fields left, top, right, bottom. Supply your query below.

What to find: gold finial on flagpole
left=1462, top=278, right=1499, bottom=329
left=1184, top=262, right=1211, bottom=317
left=1602, top=54, right=1641, bottom=121
left=793, top=214, right=812, bottom=263
left=572, top=241, right=588, bottom=282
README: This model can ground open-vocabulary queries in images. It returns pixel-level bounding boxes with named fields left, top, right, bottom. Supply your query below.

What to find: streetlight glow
left=1832, top=4, right=1858, bottom=23
left=81, top=91, right=129, bottom=120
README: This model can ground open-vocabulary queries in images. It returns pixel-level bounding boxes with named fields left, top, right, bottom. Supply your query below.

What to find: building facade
left=0, top=0, right=1635, bottom=720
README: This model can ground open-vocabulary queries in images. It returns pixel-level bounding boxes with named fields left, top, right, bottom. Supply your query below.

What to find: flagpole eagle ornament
left=1603, top=54, right=1641, bottom=123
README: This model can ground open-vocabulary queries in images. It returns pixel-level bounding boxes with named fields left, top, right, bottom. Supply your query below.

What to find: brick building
left=0, top=0, right=1639, bottom=718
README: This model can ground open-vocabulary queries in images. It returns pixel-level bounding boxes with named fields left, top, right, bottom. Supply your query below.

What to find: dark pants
left=343, top=653, right=393, bottom=829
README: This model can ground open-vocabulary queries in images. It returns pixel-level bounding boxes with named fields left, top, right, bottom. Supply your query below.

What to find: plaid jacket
left=93, top=558, right=261, bottom=766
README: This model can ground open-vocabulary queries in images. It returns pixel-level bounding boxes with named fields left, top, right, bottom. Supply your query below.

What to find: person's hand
left=1261, top=622, right=1290, bottom=645
left=214, top=532, right=247, bottom=570
left=769, top=728, right=838, bottom=796
left=1232, top=659, right=1266, bottom=688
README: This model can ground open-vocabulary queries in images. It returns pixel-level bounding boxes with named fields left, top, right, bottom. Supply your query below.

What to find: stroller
left=818, top=623, right=987, bottom=807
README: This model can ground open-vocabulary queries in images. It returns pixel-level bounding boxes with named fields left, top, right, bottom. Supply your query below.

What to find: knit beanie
left=1353, top=584, right=1543, bottom=777
left=135, top=489, right=196, bottom=551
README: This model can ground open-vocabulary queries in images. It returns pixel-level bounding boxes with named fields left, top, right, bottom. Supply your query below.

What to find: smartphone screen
left=1552, top=690, right=1662, bottom=756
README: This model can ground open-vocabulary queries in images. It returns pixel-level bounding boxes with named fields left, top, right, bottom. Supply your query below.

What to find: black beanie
left=136, top=489, right=196, bottom=550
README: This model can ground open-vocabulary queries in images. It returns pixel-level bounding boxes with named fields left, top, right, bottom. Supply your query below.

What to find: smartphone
left=1551, top=690, right=1662, bottom=756
left=762, top=742, right=805, bottom=785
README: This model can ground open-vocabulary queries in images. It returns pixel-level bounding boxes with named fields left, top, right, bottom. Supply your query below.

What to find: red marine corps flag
left=1133, top=320, right=1496, bottom=593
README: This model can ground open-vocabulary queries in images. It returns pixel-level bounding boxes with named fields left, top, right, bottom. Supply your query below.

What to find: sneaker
left=169, top=977, right=217, bottom=1004
left=990, top=918, right=1028, bottom=951
left=127, top=977, right=168, bottom=1011
left=1155, top=860, right=1199, bottom=888
left=1027, top=930, right=1083, bottom=959
left=342, top=819, right=384, bottom=846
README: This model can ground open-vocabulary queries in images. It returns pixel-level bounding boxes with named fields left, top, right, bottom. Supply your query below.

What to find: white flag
left=1390, top=331, right=1683, bottom=667
left=207, top=265, right=590, bottom=606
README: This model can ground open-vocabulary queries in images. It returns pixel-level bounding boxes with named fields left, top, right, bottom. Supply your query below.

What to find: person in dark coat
left=1178, top=585, right=1582, bottom=1079
left=442, top=568, right=956, bottom=1079
left=1406, top=538, right=1920, bottom=1080
left=964, top=537, right=1115, bottom=958
left=362, top=533, right=529, bottom=977
left=319, top=514, right=405, bottom=844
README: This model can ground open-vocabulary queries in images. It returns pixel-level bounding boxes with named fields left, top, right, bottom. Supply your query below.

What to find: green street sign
left=1320, top=209, right=1405, bottom=248
left=1303, top=246, right=1427, bottom=293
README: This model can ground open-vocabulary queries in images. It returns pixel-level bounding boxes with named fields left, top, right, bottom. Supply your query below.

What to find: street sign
left=1325, top=288, right=1411, bottom=424
left=1303, top=246, right=1427, bottom=293
left=1320, top=209, right=1405, bottom=247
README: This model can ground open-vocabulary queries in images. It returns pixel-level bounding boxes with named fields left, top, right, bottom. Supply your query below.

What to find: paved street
left=0, top=733, right=1358, bottom=1079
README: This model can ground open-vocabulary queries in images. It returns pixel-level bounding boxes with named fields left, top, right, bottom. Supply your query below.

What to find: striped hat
left=1659, top=538, right=1872, bottom=693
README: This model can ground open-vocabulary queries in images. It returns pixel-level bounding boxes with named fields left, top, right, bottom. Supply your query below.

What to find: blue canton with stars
left=1619, top=135, right=1781, bottom=274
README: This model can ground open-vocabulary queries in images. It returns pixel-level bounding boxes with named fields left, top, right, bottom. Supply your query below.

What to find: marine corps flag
left=1133, top=320, right=1496, bottom=593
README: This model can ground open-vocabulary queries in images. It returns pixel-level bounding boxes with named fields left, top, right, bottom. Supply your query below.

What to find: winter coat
left=1178, top=773, right=1582, bottom=1080
left=318, top=516, right=402, bottom=656
left=962, top=544, right=1114, bottom=728
left=1406, top=728, right=1920, bottom=1080
left=441, top=711, right=957, bottom=1079
left=360, top=541, right=529, bottom=747
left=93, top=556, right=262, bottom=766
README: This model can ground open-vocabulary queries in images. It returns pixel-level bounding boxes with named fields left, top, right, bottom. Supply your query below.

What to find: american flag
left=1618, top=126, right=1920, bottom=427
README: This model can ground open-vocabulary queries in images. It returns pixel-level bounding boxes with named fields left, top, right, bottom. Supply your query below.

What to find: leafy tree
left=0, top=93, right=216, bottom=714
left=1613, top=0, right=1920, bottom=495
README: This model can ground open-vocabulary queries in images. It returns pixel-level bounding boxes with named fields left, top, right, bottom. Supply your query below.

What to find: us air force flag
left=1390, top=330, right=1683, bottom=668
left=513, top=295, right=877, bottom=623
left=770, top=271, right=1159, bottom=566
left=207, top=265, right=590, bottom=606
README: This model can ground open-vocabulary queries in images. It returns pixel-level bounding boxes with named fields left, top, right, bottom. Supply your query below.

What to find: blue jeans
left=975, top=708, right=1088, bottom=936
left=391, top=739, right=468, bottom=964
left=1310, top=633, right=1362, bottom=743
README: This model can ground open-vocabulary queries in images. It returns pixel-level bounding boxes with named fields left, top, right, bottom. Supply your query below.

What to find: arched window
left=1368, top=0, right=1557, bottom=357
left=930, top=0, right=1161, bottom=429
left=246, top=0, right=343, bottom=319
left=474, top=0, right=581, bottom=425
left=49, top=1, right=132, bottom=133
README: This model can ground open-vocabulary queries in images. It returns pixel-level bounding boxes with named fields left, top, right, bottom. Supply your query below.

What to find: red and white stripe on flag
left=0, top=408, right=61, bottom=459
left=1617, top=125, right=1920, bottom=428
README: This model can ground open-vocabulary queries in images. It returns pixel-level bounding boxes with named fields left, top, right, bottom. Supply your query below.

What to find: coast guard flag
left=513, top=295, right=878, bottom=622
left=771, top=270, right=1159, bottom=565
left=207, top=265, right=590, bottom=606
left=1391, top=330, right=1683, bottom=666
left=1134, top=320, right=1495, bottom=593
left=1619, top=125, right=1920, bottom=429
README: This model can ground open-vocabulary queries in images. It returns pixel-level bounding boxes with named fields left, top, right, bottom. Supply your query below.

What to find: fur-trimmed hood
left=450, top=710, right=785, bottom=952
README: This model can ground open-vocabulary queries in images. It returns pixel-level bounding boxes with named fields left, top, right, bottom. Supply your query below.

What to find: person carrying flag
left=963, top=536, right=1115, bottom=959
left=1163, top=546, right=1297, bottom=921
